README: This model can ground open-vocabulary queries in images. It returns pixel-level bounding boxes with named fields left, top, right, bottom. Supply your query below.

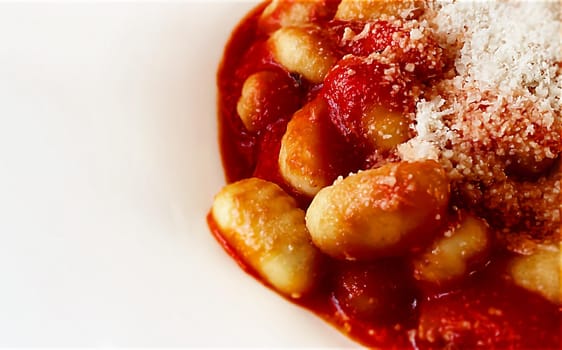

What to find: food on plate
left=209, top=0, right=561, bottom=347
left=211, top=178, right=322, bottom=297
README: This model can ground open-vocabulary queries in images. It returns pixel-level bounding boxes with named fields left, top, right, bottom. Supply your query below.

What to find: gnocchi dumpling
left=362, top=105, right=412, bottom=152
left=268, top=26, right=338, bottom=84
left=236, top=70, right=300, bottom=133
left=412, top=213, right=491, bottom=286
left=335, top=0, right=425, bottom=21
left=259, top=0, right=332, bottom=33
left=278, top=98, right=343, bottom=197
left=509, top=245, right=561, bottom=305
left=306, top=160, right=450, bottom=260
left=211, top=178, right=321, bottom=298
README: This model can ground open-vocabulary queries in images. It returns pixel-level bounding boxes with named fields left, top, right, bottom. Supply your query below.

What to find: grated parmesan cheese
left=397, top=0, right=561, bottom=249
left=400, top=0, right=561, bottom=163
left=435, top=1, right=561, bottom=102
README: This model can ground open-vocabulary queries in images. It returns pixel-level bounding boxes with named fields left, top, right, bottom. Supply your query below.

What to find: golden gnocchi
left=268, top=26, right=338, bottom=84
left=278, top=98, right=342, bottom=197
left=509, top=245, right=561, bottom=305
left=211, top=178, right=321, bottom=298
left=335, top=0, right=424, bottom=21
left=362, top=106, right=412, bottom=152
left=236, top=70, right=300, bottom=133
left=305, top=160, right=450, bottom=260
left=259, top=0, right=334, bottom=33
left=412, top=213, right=491, bottom=286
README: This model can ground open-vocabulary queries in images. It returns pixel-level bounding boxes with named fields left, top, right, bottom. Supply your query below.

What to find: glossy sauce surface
left=213, top=2, right=560, bottom=348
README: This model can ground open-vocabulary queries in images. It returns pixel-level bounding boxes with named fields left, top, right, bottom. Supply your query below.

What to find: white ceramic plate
left=0, top=1, right=355, bottom=347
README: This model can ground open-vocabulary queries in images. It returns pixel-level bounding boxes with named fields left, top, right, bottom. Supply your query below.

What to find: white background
left=0, top=0, right=355, bottom=347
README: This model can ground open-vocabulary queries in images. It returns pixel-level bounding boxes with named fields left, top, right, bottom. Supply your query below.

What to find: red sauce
left=213, top=2, right=560, bottom=348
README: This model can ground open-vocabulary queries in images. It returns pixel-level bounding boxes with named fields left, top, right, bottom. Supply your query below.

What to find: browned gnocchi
left=362, top=106, right=412, bottom=152
left=236, top=70, right=300, bottom=133
left=412, top=213, right=491, bottom=286
left=211, top=178, right=321, bottom=298
left=335, top=0, right=424, bottom=20
left=259, top=0, right=335, bottom=33
left=268, top=26, right=338, bottom=84
left=278, top=98, right=343, bottom=197
left=305, top=160, right=450, bottom=260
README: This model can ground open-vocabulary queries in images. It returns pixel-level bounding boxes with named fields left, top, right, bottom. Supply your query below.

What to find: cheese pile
left=397, top=0, right=561, bottom=250
left=399, top=0, right=561, bottom=173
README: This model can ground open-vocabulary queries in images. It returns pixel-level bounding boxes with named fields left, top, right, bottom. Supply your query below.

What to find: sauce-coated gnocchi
left=236, top=70, right=300, bottom=133
left=278, top=98, right=344, bottom=196
left=211, top=178, right=321, bottom=298
left=335, top=0, right=424, bottom=20
left=306, top=160, right=449, bottom=260
left=412, top=213, right=490, bottom=286
left=509, top=245, right=561, bottom=305
left=268, top=26, right=338, bottom=83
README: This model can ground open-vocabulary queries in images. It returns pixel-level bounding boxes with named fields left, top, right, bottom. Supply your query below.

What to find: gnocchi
left=268, top=26, right=338, bottom=83
left=236, top=70, right=300, bottom=133
left=278, top=98, right=343, bottom=197
left=259, top=0, right=334, bottom=33
left=335, top=0, right=425, bottom=21
left=362, top=105, right=412, bottom=152
left=412, top=213, right=491, bottom=286
left=305, top=160, right=450, bottom=260
left=509, top=245, right=561, bottom=305
left=211, top=178, right=321, bottom=298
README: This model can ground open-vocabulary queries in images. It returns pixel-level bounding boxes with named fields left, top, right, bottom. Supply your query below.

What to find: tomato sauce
left=213, top=2, right=561, bottom=348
